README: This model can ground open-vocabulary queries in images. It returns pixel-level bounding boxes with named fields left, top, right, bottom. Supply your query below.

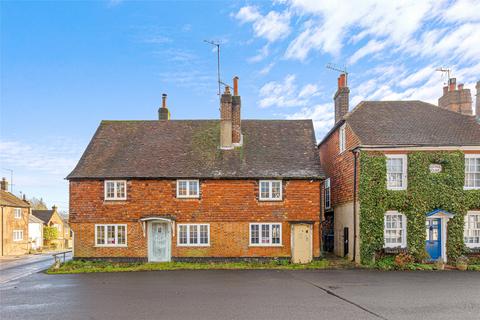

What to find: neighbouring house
left=67, top=78, right=324, bottom=262
left=0, top=178, right=30, bottom=256
left=319, top=75, right=480, bottom=264
left=32, top=205, right=71, bottom=250
left=28, top=215, right=44, bottom=250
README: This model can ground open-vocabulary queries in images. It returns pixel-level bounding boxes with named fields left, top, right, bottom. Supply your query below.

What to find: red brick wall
left=70, top=179, right=321, bottom=259
left=319, top=123, right=361, bottom=207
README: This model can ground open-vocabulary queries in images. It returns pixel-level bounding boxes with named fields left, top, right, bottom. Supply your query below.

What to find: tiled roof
left=0, top=190, right=30, bottom=208
left=32, top=210, right=54, bottom=223
left=29, top=215, right=44, bottom=224
left=67, top=120, right=324, bottom=179
left=345, top=101, right=480, bottom=146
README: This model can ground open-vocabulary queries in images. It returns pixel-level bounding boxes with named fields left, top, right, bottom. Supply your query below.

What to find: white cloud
left=259, top=62, right=275, bottom=75
left=442, top=0, right=480, bottom=22
left=285, top=103, right=334, bottom=140
left=248, top=45, right=270, bottom=63
left=259, top=74, right=319, bottom=108
left=235, top=6, right=291, bottom=42
left=348, top=39, right=387, bottom=64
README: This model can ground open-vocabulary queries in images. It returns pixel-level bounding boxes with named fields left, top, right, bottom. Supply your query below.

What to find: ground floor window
left=384, top=211, right=407, bottom=248
left=13, top=230, right=23, bottom=241
left=249, top=223, right=282, bottom=246
left=95, top=224, right=127, bottom=246
left=464, top=211, right=480, bottom=248
left=177, top=224, right=210, bottom=246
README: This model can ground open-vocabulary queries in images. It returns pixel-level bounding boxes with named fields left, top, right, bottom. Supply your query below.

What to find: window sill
left=94, top=245, right=128, bottom=248
left=177, top=244, right=210, bottom=247
left=465, top=244, right=480, bottom=249
left=104, top=199, right=127, bottom=203
left=249, top=244, right=283, bottom=247
left=176, top=196, right=200, bottom=199
left=258, top=199, right=283, bottom=202
left=386, top=187, right=407, bottom=191
left=464, top=187, right=480, bottom=191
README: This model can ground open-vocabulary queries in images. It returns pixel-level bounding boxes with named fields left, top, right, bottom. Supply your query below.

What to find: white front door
left=149, top=222, right=171, bottom=262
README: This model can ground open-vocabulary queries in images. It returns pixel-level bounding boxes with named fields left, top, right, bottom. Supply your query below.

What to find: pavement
left=0, top=252, right=71, bottom=284
left=0, top=269, right=478, bottom=320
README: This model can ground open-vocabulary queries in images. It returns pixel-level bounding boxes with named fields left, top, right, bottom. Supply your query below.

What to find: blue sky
left=1, top=0, right=479, bottom=212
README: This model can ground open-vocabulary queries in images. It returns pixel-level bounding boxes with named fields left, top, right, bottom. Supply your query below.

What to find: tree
left=28, top=197, right=48, bottom=210
left=44, top=226, right=58, bottom=248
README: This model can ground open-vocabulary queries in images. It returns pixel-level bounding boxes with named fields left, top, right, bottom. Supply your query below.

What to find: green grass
left=47, top=259, right=331, bottom=274
left=468, top=265, right=480, bottom=271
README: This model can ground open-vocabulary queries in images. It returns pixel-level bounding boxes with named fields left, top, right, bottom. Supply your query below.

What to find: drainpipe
left=352, top=149, right=360, bottom=263
left=1, top=206, right=3, bottom=256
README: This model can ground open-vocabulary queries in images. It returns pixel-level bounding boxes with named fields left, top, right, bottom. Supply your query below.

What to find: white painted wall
left=333, top=201, right=360, bottom=262
left=28, top=222, right=43, bottom=250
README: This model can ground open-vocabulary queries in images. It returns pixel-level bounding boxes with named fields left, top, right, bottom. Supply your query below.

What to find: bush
left=44, top=226, right=58, bottom=241
left=394, top=253, right=415, bottom=268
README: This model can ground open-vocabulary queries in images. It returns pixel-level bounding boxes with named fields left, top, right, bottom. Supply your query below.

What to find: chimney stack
left=220, top=86, right=233, bottom=149
left=438, top=78, right=473, bottom=115
left=52, top=205, right=58, bottom=213
left=334, top=73, right=350, bottom=124
left=0, top=177, right=8, bottom=192
left=158, top=93, right=170, bottom=120
left=476, top=81, right=480, bottom=122
left=232, top=76, right=242, bottom=146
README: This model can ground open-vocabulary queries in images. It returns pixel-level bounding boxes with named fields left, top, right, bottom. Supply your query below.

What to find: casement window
left=464, top=155, right=480, bottom=190
left=104, top=180, right=127, bottom=200
left=249, top=223, right=282, bottom=246
left=176, top=180, right=200, bottom=198
left=177, top=224, right=209, bottom=246
left=386, top=155, right=407, bottom=190
left=339, top=124, right=346, bottom=153
left=259, top=180, right=282, bottom=201
left=95, top=224, right=127, bottom=246
left=384, top=211, right=407, bottom=248
left=464, top=211, right=480, bottom=248
left=14, top=208, right=22, bottom=219
left=13, top=230, right=23, bottom=241
left=324, top=178, right=331, bottom=209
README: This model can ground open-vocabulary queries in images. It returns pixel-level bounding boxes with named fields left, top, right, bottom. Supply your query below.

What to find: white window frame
left=13, top=230, right=24, bottom=241
left=259, top=180, right=283, bottom=201
left=176, top=180, right=200, bottom=198
left=383, top=211, right=407, bottom=248
left=386, top=154, right=408, bottom=190
left=14, top=208, right=22, bottom=219
left=464, top=211, right=480, bottom=248
left=94, top=224, right=127, bottom=247
left=104, top=180, right=127, bottom=200
left=249, top=223, right=282, bottom=247
left=339, top=124, right=346, bottom=153
left=464, top=154, right=480, bottom=190
left=177, top=224, right=210, bottom=246
left=324, top=178, right=331, bottom=209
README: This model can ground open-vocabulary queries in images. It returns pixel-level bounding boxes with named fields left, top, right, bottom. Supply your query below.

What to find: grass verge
left=47, top=259, right=332, bottom=274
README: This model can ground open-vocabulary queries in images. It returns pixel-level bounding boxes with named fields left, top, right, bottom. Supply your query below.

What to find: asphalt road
left=0, top=269, right=479, bottom=320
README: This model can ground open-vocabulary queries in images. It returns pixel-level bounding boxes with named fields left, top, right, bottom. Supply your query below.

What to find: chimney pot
left=158, top=93, right=170, bottom=120
left=162, top=93, right=167, bottom=108
left=449, top=78, right=456, bottom=91
left=338, top=74, right=346, bottom=88
left=458, top=83, right=464, bottom=90
left=233, top=76, right=239, bottom=96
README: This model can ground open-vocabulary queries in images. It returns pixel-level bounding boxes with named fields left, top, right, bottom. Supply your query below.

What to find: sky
left=1, top=0, right=479, bottom=212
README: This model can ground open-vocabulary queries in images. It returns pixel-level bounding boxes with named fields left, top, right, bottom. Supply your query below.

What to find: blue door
left=426, top=219, right=441, bottom=260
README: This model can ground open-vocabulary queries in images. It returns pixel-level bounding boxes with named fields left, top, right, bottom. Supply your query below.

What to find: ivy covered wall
left=359, top=151, right=480, bottom=264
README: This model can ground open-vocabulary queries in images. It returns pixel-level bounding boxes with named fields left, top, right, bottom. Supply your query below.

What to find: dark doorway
left=343, top=227, right=349, bottom=257
left=322, top=212, right=334, bottom=253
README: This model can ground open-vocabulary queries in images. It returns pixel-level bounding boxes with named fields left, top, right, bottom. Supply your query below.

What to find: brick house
left=0, top=178, right=30, bottom=256
left=68, top=78, right=324, bottom=262
left=32, top=205, right=72, bottom=250
left=319, top=75, right=480, bottom=263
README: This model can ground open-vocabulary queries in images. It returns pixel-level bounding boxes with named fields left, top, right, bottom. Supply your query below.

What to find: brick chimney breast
left=438, top=78, right=472, bottom=115
left=158, top=93, right=170, bottom=120
left=232, top=76, right=242, bottom=146
left=334, top=73, right=350, bottom=124
left=220, top=86, right=233, bottom=149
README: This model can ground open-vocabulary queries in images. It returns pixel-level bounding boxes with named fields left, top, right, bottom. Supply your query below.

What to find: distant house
left=32, top=205, right=71, bottom=250
left=0, top=178, right=30, bottom=256
left=28, top=215, right=44, bottom=250
left=67, top=78, right=324, bottom=262
left=318, top=76, right=480, bottom=263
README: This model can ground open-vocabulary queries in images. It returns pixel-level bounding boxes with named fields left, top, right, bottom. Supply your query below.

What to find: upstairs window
left=339, top=124, right=346, bottom=153
left=14, top=208, right=22, bottom=219
left=176, top=180, right=200, bottom=198
left=250, top=223, right=282, bottom=246
left=464, top=211, right=480, bottom=248
left=259, top=180, right=282, bottom=201
left=95, top=224, right=127, bottom=246
left=325, top=178, right=331, bottom=209
left=177, top=224, right=209, bottom=246
left=465, top=155, right=480, bottom=190
left=104, top=180, right=127, bottom=200
left=386, top=155, right=407, bottom=190
left=384, top=211, right=407, bottom=248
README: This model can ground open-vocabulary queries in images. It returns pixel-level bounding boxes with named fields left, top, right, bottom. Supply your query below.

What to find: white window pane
left=189, top=181, right=198, bottom=196
left=97, top=226, right=105, bottom=245
left=261, top=225, right=270, bottom=244
left=200, top=225, right=208, bottom=244
left=189, top=225, right=198, bottom=244
left=179, top=225, right=187, bottom=244
left=251, top=225, right=259, bottom=244
left=106, top=182, right=115, bottom=198
left=116, top=182, right=126, bottom=199
left=117, top=226, right=126, bottom=245
left=107, top=226, right=115, bottom=244
left=260, top=182, right=269, bottom=199
left=271, top=181, right=281, bottom=199
left=272, top=224, right=281, bottom=244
